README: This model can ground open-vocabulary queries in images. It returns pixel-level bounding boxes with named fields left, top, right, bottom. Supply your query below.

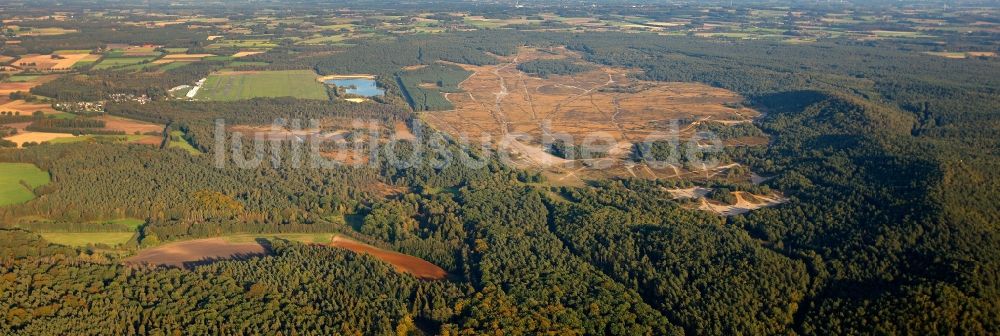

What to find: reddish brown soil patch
left=330, top=236, right=447, bottom=280
left=133, top=135, right=163, bottom=146
left=124, top=238, right=269, bottom=269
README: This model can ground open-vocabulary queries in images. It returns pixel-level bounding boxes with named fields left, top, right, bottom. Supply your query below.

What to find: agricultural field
left=46, top=134, right=149, bottom=145
left=39, top=232, right=136, bottom=247
left=4, top=132, right=76, bottom=147
left=0, top=72, right=59, bottom=96
left=196, top=70, right=329, bottom=101
left=153, top=61, right=194, bottom=71
left=329, top=236, right=447, bottom=280
left=123, top=237, right=270, bottom=268
left=95, top=115, right=162, bottom=134
left=105, top=45, right=161, bottom=57
left=3, top=74, right=43, bottom=82
left=12, top=53, right=98, bottom=71
left=0, top=163, right=50, bottom=206
left=161, top=53, right=216, bottom=61
left=7, top=26, right=76, bottom=36
left=0, top=99, right=61, bottom=116
left=231, top=51, right=264, bottom=58
left=91, top=56, right=158, bottom=70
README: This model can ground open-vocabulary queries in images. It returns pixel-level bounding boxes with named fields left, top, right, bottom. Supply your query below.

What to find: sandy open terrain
left=665, top=186, right=712, bottom=199
left=422, top=47, right=761, bottom=182
left=664, top=187, right=787, bottom=216
left=123, top=238, right=269, bottom=268
left=330, top=236, right=447, bottom=280
left=697, top=191, right=788, bottom=216
left=393, top=121, right=416, bottom=141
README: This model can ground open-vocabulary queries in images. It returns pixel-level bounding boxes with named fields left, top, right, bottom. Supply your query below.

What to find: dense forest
left=1, top=4, right=998, bottom=335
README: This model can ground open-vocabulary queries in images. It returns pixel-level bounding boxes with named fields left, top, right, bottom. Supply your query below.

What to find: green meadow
left=0, top=163, right=50, bottom=206
left=196, top=70, right=328, bottom=101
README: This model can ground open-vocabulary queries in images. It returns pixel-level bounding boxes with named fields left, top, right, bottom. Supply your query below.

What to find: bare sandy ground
left=665, top=186, right=711, bottom=199
left=330, top=236, right=447, bottom=280
left=664, top=187, right=787, bottom=216
left=423, top=46, right=762, bottom=180
left=697, top=191, right=788, bottom=216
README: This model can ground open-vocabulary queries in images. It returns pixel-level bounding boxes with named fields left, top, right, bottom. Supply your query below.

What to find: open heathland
left=422, top=47, right=760, bottom=182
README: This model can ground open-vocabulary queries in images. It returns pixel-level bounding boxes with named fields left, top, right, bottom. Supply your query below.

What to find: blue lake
left=324, top=78, right=384, bottom=97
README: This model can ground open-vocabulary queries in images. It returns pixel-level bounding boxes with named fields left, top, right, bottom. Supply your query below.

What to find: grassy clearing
left=168, top=130, right=199, bottom=154
left=197, top=70, right=328, bottom=101
left=40, top=232, right=135, bottom=247
left=0, top=163, right=50, bottom=206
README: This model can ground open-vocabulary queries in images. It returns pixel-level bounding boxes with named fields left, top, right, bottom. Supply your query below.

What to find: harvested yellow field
left=232, top=51, right=264, bottom=58
left=14, top=53, right=94, bottom=70
left=0, top=100, right=59, bottom=115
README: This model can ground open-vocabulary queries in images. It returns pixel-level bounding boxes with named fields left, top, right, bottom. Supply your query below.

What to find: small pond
left=324, top=77, right=385, bottom=97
